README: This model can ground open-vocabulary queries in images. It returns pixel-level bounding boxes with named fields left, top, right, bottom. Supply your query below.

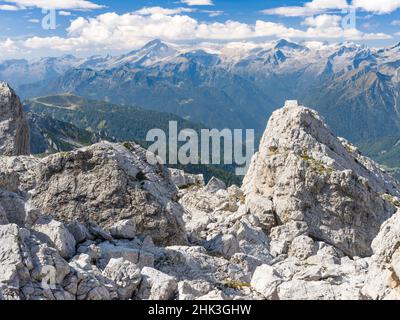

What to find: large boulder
left=30, top=141, right=186, bottom=246
left=243, top=101, right=400, bottom=257
left=0, top=82, right=30, bottom=156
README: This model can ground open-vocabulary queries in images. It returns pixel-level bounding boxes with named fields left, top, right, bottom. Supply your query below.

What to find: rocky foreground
left=0, top=83, right=399, bottom=300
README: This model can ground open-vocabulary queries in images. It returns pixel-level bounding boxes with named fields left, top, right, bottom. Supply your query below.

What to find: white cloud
left=0, top=38, right=18, bottom=58
left=262, top=0, right=349, bottom=17
left=2, top=0, right=104, bottom=10
left=59, top=11, right=72, bottom=16
left=28, top=18, right=40, bottom=23
left=352, top=0, right=400, bottom=14
left=135, top=7, right=194, bottom=16
left=302, top=14, right=342, bottom=28
left=0, top=4, right=19, bottom=10
left=181, top=0, right=214, bottom=6
left=307, top=0, right=349, bottom=10
left=2, top=11, right=387, bottom=56
left=392, top=20, right=400, bottom=26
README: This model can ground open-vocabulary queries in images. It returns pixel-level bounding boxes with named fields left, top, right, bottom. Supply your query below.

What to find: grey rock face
left=30, top=141, right=186, bottom=246
left=0, top=82, right=30, bottom=156
left=103, top=258, right=141, bottom=300
left=243, top=101, right=400, bottom=257
left=205, top=177, right=227, bottom=193
left=108, top=219, right=136, bottom=240
left=66, top=221, right=91, bottom=244
left=251, top=265, right=283, bottom=299
left=0, top=155, right=39, bottom=194
left=0, top=203, right=8, bottom=225
left=362, top=210, right=400, bottom=299
left=31, top=216, right=76, bottom=259
left=0, top=223, right=73, bottom=300
left=0, top=191, right=27, bottom=226
left=138, top=267, right=178, bottom=300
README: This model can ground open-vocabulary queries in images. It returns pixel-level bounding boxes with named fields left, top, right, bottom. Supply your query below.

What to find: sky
left=0, top=0, right=399, bottom=59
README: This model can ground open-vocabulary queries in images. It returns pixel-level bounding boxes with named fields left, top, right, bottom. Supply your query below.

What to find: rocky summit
left=1, top=86, right=400, bottom=300
left=0, top=82, right=30, bottom=156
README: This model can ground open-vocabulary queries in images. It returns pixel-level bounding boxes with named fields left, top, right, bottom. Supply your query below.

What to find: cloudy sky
left=0, top=0, right=399, bottom=59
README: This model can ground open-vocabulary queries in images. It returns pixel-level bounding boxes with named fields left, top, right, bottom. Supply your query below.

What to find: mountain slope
left=24, top=94, right=242, bottom=185
left=28, top=112, right=100, bottom=154
left=24, top=93, right=207, bottom=142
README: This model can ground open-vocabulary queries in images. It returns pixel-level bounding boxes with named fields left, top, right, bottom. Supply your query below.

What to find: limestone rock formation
left=362, top=210, right=400, bottom=299
left=169, top=169, right=204, bottom=189
left=0, top=82, right=30, bottom=156
left=29, top=141, right=187, bottom=246
left=1, top=90, right=400, bottom=301
left=243, top=100, right=400, bottom=257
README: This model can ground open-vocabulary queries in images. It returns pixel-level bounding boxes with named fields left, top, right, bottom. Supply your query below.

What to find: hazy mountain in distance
left=0, top=55, right=84, bottom=89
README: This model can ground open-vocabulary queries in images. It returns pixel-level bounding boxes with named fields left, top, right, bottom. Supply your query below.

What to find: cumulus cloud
left=302, top=14, right=342, bottom=28
left=1, top=0, right=104, bottom=10
left=0, top=10, right=387, bottom=58
left=21, top=12, right=390, bottom=51
left=352, top=0, right=400, bottom=14
left=181, top=0, right=214, bottom=6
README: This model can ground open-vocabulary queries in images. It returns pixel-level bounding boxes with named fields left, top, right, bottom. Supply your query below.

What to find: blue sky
left=0, top=0, right=399, bottom=59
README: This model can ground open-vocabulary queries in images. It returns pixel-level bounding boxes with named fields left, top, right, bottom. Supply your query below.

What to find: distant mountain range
left=2, top=39, right=400, bottom=177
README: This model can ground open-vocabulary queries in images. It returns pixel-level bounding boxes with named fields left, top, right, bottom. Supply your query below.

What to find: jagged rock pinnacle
left=0, top=82, right=30, bottom=156
left=243, top=102, right=400, bottom=257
